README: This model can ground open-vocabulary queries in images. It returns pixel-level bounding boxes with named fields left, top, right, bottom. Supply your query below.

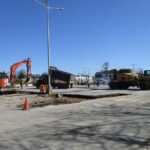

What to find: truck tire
left=119, top=84, right=129, bottom=90
left=109, top=82, right=129, bottom=90
left=140, top=84, right=145, bottom=90
left=109, top=82, right=118, bottom=89
left=70, top=84, right=73, bottom=88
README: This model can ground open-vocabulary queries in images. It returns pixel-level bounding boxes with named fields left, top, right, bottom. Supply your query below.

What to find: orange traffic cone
left=24, top=98, right=29, bottom=110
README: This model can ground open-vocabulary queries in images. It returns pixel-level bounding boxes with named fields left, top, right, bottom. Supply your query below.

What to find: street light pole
left=44, top=0, right=51, bottom=95
left=33, top=0, right=64, bottom=95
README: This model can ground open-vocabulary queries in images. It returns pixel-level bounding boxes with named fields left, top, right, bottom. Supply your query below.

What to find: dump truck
left=139, top=70, right=150, bottom=90
left=35, top=67, right=75, bottom=89
left=109, top=69, right=138, bottom=89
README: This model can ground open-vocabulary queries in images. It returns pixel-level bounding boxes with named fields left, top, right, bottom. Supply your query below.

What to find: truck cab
left=139, top=70, right=150, bottom=90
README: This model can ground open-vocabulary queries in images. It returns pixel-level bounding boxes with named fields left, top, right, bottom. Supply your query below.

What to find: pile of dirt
left=30, top=98, right=72, bottom=108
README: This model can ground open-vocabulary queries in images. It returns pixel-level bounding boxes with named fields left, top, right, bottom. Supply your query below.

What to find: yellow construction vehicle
left=109, top=69, right=138, bottom=89
left=139, top=70, right=150, bottom=90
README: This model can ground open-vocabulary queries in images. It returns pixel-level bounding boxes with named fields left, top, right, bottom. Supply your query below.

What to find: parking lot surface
left=0, top=85, right=150, bottom=150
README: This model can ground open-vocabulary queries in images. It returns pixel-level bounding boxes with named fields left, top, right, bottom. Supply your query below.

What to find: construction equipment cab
left=139, top=70, right=150, bottom=90
left=10, top=58, right=31, bottom=84
left=0, top=72, right=9, bottom=88
left=109, top=69, right=138, bottom=89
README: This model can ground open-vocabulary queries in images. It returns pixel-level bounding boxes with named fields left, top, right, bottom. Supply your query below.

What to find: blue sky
left=1, top=0, right=150, bottom=75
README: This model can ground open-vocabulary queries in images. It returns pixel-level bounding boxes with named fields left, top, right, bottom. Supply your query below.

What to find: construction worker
left=20, top=79, right=24, bottom=89
left=88, top=80, right=90, bottom=88
left=97, top=80, right=100, bottom=87
left=78, top=80, right=80, bottom=85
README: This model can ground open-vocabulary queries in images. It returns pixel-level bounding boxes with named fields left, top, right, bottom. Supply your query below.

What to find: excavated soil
left=18, top=96, right=90, bottom=109
left=17, top=93, right=128, bottom=109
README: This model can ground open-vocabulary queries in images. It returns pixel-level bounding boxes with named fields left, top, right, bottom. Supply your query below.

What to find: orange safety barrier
left=40, top=85, right=45, bottom=94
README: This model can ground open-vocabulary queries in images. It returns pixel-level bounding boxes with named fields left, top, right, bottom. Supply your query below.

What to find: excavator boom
left=10, top=58, right=31, bottom=83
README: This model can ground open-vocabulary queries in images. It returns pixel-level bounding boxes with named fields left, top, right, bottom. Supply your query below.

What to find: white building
left=75, top=75, right=95, bottom=84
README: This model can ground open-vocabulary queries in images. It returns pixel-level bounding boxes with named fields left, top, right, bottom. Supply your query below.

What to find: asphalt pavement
left=0, top=85, right=150, bottom=150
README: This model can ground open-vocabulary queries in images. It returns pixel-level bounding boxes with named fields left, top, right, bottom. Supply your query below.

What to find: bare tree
left=17, top=69, right=26, bottom=79
left=101, top=62, right=109, bottom=79
left=102, top=62, right=109, bottom=71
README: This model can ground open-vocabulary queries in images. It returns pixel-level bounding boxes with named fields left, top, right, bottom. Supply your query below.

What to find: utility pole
left=133, top=64, right=135, bottom=73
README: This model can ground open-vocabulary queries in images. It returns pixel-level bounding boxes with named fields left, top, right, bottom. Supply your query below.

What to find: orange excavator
left=10, top=58, right=31, bottom=84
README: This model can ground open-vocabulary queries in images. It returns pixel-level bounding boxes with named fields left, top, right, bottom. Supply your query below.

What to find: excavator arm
left=10, top=58, right=31, bottom=83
